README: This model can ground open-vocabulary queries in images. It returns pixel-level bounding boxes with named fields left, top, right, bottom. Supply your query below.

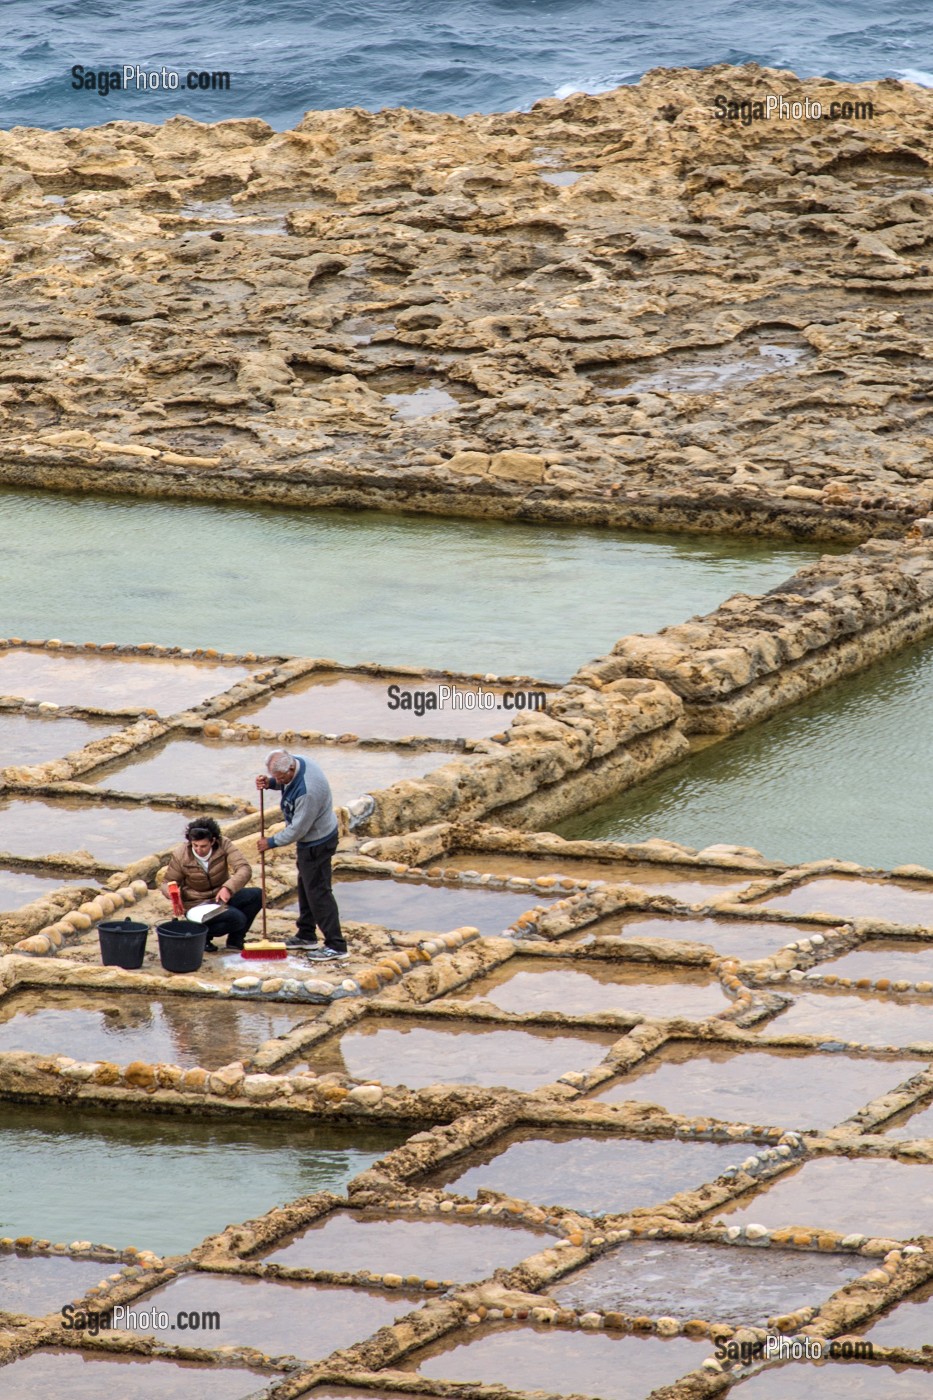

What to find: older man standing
left=256, top=748, right=348, bottom=961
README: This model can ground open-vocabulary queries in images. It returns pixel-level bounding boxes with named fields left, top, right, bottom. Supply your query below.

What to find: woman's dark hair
left=185, top=817, right=222, bottom=845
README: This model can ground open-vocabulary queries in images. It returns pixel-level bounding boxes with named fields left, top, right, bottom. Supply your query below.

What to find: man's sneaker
left=285, top=935, right=318, bottom=949
left=305, top=945, right=348, bottom=962
left=204, top=940, right=221, bottom=953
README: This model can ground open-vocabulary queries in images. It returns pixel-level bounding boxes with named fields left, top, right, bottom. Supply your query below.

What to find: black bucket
left=156, top=919, right=207, bottom=974
left=98, top=917, right=149, bottom=969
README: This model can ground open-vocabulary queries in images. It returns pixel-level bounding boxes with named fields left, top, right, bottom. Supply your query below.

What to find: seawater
left=0, top=488, right=826, bottom=682
left=0, top=1100, right=407, bottom=1256
left=557, top=637, right=933, bottom=870
left=0, top=0, right=930, bottom=130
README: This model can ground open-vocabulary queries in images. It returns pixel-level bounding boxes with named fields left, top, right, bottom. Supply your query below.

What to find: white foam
left=897, top=68, right=933, bottom=87
left=553, top=74, right=633, bottom=100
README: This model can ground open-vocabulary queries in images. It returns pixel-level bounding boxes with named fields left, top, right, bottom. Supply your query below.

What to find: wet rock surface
left=0, top=67, right=931, bottom=541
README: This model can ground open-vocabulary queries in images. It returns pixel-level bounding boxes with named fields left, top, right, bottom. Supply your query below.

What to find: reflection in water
left=309, top=1020, right=616, bottom=1091
left=457, top=959, right=729, bottom=1019
left=0, top=989, right=304, bottom=1070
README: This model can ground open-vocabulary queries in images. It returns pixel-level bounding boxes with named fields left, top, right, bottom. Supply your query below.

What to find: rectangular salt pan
left=590, top=1043, right=918, bottom=1132
left=320, top=875, right=563, bottom=937
left=229, top=671, right=545, bottom=739
left=728, top=1359, right=932, bottom=1398
left=0, top=1351, right=265, bottom=1400
left=0, top=1254, right=113, bottom=1319
left=409, top=1324, right=709, bottom=1400
left=716, top=1157, right=933, bottom=1241
left=754, top=877, right=933, bottom=926
left=432, top=1132, right=743, bottom=1216
left=0, top=712, right=118, bottom=765
left=765, top=988, right=933, bottom=1050
left=455, top=959, right=730, bottom=1020
left=307, top=1019, right=616, bottom=1092
left=552, top=1238, right=866, bottom=1326
left=87, top=736, right=472, bottom=803
left=0, top=989, right=306, bottom=1071
left=0, top=650, right=251, bottom=713
left=820, top=938, right=933, bottom=984
left=0, top=798, right=223, bottom=865
left=262, top=1209, right=548, bottom=1280
left=117, top=1272, right=423, bottom=1359
left=589, top=914, right=803, bottom=961
left=0, top=865, right=90, bottom=911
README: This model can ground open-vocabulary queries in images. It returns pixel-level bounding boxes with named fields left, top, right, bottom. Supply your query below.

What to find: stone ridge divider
left=345, top=678, right=688, bottom=836
left=358, top=818, right=791, bottom=874
left=574, top=535, right=933, bottom=735
left=743, top=919, right=933, bottom=999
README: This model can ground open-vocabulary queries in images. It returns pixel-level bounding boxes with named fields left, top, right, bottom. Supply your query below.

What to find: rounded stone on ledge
left=13, top=934, right=50, bottom=956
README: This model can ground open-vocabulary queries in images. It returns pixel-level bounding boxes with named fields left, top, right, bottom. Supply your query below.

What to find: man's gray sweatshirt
left=267, top=756, right=337, bottom=847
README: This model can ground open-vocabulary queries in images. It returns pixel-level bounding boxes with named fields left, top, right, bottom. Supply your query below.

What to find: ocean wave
left=1, top=0, right=932, bottom=128
left=553, top=73, right=638, bottom=100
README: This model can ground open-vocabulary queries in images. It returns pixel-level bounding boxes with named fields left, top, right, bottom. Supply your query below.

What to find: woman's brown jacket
left=160, top=838, right=252, bottom=912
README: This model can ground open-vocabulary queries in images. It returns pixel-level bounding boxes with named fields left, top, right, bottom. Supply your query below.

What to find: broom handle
left=259, top=786, right=267, bottom=940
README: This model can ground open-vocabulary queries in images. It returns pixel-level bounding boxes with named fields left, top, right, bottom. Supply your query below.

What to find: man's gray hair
left=266, top=749, right=295, bottom=776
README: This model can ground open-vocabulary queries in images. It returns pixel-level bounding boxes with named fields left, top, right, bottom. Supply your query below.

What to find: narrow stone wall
left=575, top=536, right=933, bottom=734
left=358, top=679, right=685, bottom=836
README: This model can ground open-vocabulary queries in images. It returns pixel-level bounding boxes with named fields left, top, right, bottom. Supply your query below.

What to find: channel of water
left=0, top=1101, right=407, bottom=1255
left=0, top=488, right=827, bottom=681
left=557, top=637, right=933, bottom=869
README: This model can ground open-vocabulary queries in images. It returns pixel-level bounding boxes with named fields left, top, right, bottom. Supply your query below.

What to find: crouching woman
left=160, top=817, right=261, bottom=952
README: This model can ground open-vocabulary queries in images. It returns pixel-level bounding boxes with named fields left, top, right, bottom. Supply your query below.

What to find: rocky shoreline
left=0, top=64, right=931, bottom=540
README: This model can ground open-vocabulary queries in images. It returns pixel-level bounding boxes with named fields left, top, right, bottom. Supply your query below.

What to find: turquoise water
left=557, top=637, right=933, bottom=870
left=0, top=489, right=826, bottom=683
left=0, top=1101, right=407, bottom=1255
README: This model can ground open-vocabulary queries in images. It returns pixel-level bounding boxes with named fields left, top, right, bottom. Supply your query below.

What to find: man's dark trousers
left=296, top=830, right=346, bottom=952
left=206, top=887, right=262, bottom=948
